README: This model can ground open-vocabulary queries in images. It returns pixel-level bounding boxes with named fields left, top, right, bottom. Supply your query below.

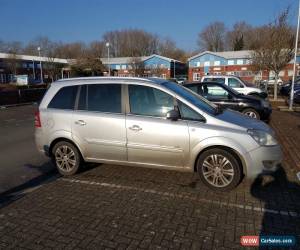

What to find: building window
left=279, top=71, right=285, bottom=77
left=237, top=59, right=244, bottom=65
left=204, top=61, right=210, bottom=67
left=193, top=73, right=201, bottom=81
left=228, top=60, right=234, bottom=65
left=214, top=61, right=220, bottom=66
left=196, top=62, right=200, bottom=67
left=121, top=65, right=126, bottom=70
left=288, top=70, right=293, bottom=76
left=116, top=65, right=120, bottom=70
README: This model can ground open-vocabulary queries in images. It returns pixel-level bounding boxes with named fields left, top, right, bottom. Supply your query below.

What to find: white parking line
left=60, top=178, right=299, bottom=218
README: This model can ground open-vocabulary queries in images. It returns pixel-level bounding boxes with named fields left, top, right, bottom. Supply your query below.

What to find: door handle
left=75, top=120, right=86, bottom=126
left=129, top=125, right=142, bottom=131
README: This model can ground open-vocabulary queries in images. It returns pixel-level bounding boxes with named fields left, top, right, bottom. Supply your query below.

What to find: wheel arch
left=49, top=137, right=84, bottom=161
left=193, top=145, right=246, bottom=178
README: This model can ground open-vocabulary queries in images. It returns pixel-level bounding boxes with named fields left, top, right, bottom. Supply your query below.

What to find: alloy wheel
left=202, top=154, right=235, bottom=187
left=55, top=145, right=76, bottom=172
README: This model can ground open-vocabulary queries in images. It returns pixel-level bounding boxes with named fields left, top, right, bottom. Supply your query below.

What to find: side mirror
left=166, top=109, right=180, bottom=121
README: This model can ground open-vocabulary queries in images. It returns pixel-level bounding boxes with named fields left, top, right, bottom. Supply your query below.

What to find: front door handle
left=129, top=125, right=142, bottom=131
left=75, top=120, right=86, bottom=126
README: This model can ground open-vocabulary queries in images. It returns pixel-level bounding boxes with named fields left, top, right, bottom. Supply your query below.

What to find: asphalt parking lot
left=0, top=106, right=300, bottom=249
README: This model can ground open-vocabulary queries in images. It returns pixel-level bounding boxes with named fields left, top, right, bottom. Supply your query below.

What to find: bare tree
left=198, top=22, right=226, bottom=52
left=4, top=53, right=19, bottom=78
left=159, top=38, right=187, bottom=62
left=251, top=9, right=294, bottom=100
left=103, top=29, right=160, bottom=57
left=225, top=22, right=253, bottom=50
left=128, top=57, right=145, bottom=77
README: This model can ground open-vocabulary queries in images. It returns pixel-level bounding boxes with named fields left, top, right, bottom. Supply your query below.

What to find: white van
left=201, top=75, right=267, bottom=98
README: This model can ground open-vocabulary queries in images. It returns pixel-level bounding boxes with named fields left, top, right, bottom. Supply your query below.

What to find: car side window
left=185, top=85, right=198, bottom=93
left=228, top=78, right=243, bottom=88
left=178, top=101, right=204, bottom=121
left=212, top=78, right=225, bottom=84
left=200, top=84, right=230, bottom=100
left=48, top=85, right=78, bottom=110
left=87, top=84, right=121, bottom=113
left=129, top=85, right=174, bottom=117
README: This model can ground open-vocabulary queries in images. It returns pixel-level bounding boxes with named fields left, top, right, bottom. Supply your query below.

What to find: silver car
left=35, top=77, right=282, bottom=191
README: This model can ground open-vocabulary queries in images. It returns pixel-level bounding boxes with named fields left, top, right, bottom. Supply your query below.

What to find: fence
left=0, top=88, right=47, bottom=106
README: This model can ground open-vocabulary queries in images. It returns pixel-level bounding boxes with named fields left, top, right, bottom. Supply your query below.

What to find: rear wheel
left=242, top=108, right=260, bottom=120
left=197, top=148, right=242, bottom=191
left=52, top=141, right=81, bottom=176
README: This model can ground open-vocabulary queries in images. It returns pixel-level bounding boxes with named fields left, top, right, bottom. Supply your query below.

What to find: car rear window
left=48, top=86, right=78, bottom=110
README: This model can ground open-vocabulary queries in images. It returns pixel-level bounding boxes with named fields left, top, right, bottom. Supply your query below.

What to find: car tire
left=52, top=141, right=81, bottom=176
left=242, top=108, right=260, bottom=120
left=197, top=148, right=242, bottom=191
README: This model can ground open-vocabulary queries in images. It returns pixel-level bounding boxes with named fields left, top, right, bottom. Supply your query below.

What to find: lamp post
left=172, top=60, right=176, bottom=79
left=106, top=42, right=110, bottom=76
left=290, top=0, right=300, bottom=110
left=32, top=60, right=35, bottom=80
left=37, top=47, right=43, bottom=83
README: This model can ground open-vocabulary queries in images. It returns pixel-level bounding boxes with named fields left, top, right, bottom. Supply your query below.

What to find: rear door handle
left=75, top=120, right=86, bottom=126
left=129, top=125, right=142, bottom=131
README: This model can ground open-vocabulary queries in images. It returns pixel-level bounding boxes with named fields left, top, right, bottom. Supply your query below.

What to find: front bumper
left=244, top=144, right=282, bottom=179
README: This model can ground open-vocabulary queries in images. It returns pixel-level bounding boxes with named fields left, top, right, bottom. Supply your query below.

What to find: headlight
left=261, top=100, right=270, bottom=108
left=247, top=129, right=278, bottom=146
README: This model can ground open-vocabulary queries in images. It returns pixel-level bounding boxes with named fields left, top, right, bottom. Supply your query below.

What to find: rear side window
left=87, top=84, right=121, bottom=113
left=48, top=86, right=78, bottom=110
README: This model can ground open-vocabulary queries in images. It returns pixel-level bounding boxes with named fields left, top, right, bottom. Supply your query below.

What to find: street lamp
left=32, top=60, right=35, bottom=80
left=172, top=60, right=176, bottom=79
left=289, top=0, right=300, bottom=110
left=37, top=47, right=43, bottom=83
left=106, top=42, right=110, bottom=76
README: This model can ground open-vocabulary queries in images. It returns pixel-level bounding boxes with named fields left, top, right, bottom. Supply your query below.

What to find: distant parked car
left=183, top=82, right=272, bottom=121
left=287, top=88, right=300, bottom=104
left=263, top=77, right=283, bottom=86
left=280, top=82, right=300, bottom=96
left=177, top=77, right=187, bottom=85
left=200, top=75, right=267, bottom=98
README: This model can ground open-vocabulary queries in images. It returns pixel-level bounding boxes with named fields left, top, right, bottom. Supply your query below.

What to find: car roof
left=53, top=76, right=168, bottom=86
left=183, top=81, right=224, bottom=86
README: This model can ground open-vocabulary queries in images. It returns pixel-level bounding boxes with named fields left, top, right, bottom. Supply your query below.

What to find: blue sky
left=1, top=0, right=297, bottom=51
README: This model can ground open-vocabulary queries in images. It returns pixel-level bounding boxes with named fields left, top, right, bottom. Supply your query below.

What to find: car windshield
left=162, top=81, right=217, bottom=115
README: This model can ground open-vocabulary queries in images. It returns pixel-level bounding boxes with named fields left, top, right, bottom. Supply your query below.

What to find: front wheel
left=197, top=149, right=242, bottom=191
left=242, top=108, right=260, bottom=120
left=52, top=141, right=81, bottom=176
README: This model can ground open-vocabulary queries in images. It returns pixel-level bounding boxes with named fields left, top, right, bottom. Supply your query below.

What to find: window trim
left=126, top=83, right=177, bottom=119
left=47, top=85, right=79, bottom=110
left=177, top=100, right=206, bottom=122
left=73, top=83, right=124, bottom=115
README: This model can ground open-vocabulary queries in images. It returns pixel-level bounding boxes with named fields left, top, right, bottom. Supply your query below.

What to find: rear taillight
left=35, top=111, right=41, bottom=128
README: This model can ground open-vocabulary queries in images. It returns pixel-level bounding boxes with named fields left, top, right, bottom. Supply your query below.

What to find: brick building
left=0, top=53, right=186, bottom=83
left=188, top=50, right=300, bottom=83
left=101, top=54, right=186, bottom=79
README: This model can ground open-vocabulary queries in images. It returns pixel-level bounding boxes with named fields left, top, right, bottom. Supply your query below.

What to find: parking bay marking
left=60, top=178, right=299, bottom=218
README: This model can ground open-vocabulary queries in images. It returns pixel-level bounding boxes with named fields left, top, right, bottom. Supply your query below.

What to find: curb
left=0, top=102, right=37, bottom=109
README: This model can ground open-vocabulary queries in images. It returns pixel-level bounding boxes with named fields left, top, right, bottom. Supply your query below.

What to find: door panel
left=72, top=111, right=126, bottom=161
left=126, top=115, right=189, bottom=167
